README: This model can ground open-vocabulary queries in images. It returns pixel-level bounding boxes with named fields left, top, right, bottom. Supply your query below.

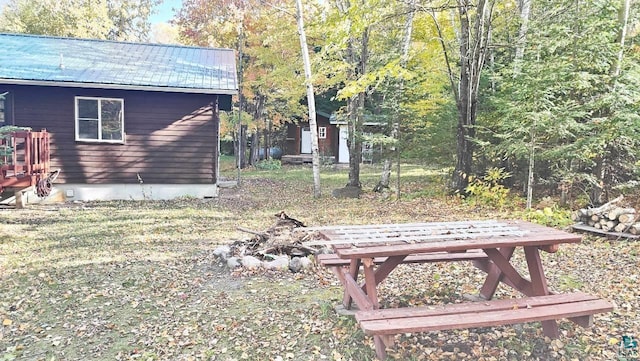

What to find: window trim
left=74, top=96, right=125, bottom=143
left=0, top=98, right=5, bottom=124
left=318, top=126, right=327, bottom=139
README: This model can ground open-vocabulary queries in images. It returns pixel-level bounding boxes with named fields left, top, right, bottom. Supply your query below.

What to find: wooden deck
left=281, top=154, right=336, bottom=165
left=281, top=154, right=313, bottom=164
left=0, top=129, right=50, bottom=193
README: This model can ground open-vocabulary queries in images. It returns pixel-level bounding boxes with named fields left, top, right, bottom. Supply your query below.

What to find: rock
left=213, top=245, right=231, bottom=260
left=240, top=255, right=263, bottom=270
left=226, top=257, right=241, bottom=268
left=264, top=255, right=289, bottom=270
left=331, top=185, right=361, bottom=199
left=289, top=257, right=303, bottom=273
left=298, top=256, right=312, bottom=269
left=316, top=247, right=332, bottom=255
left=289, top=256, right=313, bottom=273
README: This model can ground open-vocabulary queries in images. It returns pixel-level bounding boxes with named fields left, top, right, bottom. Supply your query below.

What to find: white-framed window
left=318, top=126, right=327, bottom=139
left=75, top=96, right=124, bottom=142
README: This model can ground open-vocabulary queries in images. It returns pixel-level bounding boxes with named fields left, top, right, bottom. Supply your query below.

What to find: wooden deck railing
left=0, top=129, right=50, bottom=193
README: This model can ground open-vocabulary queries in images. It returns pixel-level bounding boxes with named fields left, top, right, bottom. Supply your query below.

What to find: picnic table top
left=308, top=220, right=581, bottom=258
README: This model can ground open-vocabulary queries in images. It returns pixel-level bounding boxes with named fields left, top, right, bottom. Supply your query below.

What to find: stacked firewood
left=573, top=196, right=640, bottom=234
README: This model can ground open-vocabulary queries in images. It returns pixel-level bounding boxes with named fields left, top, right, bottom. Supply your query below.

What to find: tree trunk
left=295, top=0, right=321, bottom=197
left=346, top=26, right=370, bottom=189
left=249, top=131, right=259, bottom=166
left=613, top=0, right=631, bottom=77
left=374, top=159, right=392, bottom=192
left=375, top=0, right=416, bottom=197
left=451, top=0, right=494, bottom=194
left=347, top=96, right=361, bottom=188
left=240, top=124, right=248, bottom=168
left=513, top=0, right=531, bottom=75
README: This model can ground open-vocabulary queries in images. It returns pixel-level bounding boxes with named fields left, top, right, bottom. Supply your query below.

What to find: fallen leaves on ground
left=1, top=166, right=638, bottom=360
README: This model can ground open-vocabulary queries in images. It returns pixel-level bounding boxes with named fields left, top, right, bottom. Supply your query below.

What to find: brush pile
left=212, top=211, right=327, bottom=272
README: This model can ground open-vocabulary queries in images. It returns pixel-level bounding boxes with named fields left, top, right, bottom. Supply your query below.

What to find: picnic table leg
left=362, top=258, right=380, bottom=309
left=524, top=246, right=559, bottom=338
left=373, top=334, right=393, bottom=360
left=343, top=258, right=362, bottom=309
left=370, top=255, right=407, bottom=287
left=478, top=247, right=515, bottom=300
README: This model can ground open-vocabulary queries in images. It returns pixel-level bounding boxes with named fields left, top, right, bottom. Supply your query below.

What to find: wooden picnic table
left=314, top=220, right=613, bottom=360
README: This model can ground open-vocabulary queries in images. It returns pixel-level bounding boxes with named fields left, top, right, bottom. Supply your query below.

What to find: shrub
left=255, top=159, right=282, bottom=170
left=464, top=167, right=511, bottom=208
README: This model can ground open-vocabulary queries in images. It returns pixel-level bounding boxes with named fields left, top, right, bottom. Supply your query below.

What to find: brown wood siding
left=316, top=115, right=333, bottom=157
left=1, top=84, right=219, bottom=184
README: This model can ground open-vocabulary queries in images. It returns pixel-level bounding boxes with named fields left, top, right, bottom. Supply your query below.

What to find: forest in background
left=2, top=0, right=640, bottom=206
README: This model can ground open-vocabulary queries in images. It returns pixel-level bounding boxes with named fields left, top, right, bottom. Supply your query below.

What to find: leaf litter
left=0, top=170, right=638, bottom=360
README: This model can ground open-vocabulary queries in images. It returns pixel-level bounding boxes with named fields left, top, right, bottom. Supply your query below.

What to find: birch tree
left=373, top=0, right=416, bottom=198
left=295, top=0, right=321, bottom=197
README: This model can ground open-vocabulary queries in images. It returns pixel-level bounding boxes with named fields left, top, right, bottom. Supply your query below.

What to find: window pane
left=0, top=99, right=4, bottom=123
left=101, top=100, right=122, bottom=140
left=78, top=99, right=98, bottom=119
left=78, top=119, right=98, bottom=139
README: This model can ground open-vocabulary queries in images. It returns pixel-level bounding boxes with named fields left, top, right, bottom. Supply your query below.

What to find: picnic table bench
left=311, top=220, right=613, bottom=360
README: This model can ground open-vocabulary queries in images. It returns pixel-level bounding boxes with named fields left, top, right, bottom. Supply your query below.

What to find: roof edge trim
left=0, top=79, right=238, bottom=95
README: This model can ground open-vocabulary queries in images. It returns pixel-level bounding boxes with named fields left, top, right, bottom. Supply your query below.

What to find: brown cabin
left=283, top=111, right=384, bottom=165
left=283, top=112, right=342, bottom=164
left=0, top=33, right=237, bottom=201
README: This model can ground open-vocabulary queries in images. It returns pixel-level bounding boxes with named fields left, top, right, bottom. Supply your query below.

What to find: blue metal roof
left=0, top=33, right=238, bottom=95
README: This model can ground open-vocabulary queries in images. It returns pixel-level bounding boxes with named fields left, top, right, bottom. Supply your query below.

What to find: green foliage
left=463, top=168, right=511, bottom=208
left=254, top=159, right=281, bottom=171
left=480, top=0, right=640, bottom=199
left=0, top=0, right=157, bottom=41
left=519, top=206, right=574, bottom=228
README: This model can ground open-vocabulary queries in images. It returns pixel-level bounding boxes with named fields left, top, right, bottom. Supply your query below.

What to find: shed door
left=338, top=126, right=349, bottom=163
left=301, top=127, right=312, bottom=154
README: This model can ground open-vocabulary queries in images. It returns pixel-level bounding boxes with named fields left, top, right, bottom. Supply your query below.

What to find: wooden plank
left=334, top=230, right=581, bottom=258
left=478, top=247, right=519, bottom=299
left=572, top=223, right=640, bottom=240
left=316, top=250, right=489, bottom=266
left=337, top=267, right=374, bottom=311
left=309, top=229, right=530, bottom=247
left=370, top=255, right=406, bottom=288
left=307, top=221, right=531, bottom=247
left=356, top=292, right=600, bottom=321
left=523, top=246, right=558, bottom=338
left=307, top=219, right=505, bottom=231
left=310, top=222, right=580, bottom=251
left=358, top=299, right=613, bottom=335
left=363, top=259, right=379, bottom=309
left=343, top=258, right=361, bottom=309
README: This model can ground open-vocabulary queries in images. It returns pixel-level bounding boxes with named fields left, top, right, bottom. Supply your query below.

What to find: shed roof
left=0, top=33, right=238, bottom=95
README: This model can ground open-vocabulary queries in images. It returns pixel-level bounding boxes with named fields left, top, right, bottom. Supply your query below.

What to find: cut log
left=602, top=220, right=616, bottom=232
left=614, top=222, right=632, bottom=233
left=629, top=223, right=640, bottom=235
left=607, top=207, right=636, bottom=221
left=618, top=213, right=638, bottom=224
left=587, top=195, right=623, bottom=216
